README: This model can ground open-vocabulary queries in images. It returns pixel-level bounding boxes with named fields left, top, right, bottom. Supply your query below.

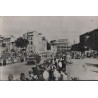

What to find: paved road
left=0, top=58, right=98, bottom=80
left=1, top=62, right=33, bottom=80
left=67, top=58, right=98, bottom=80
left=1, top=57, right=46, bottom=80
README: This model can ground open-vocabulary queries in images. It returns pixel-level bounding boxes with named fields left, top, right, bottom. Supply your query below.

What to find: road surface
left=1, top=62, right=33, bottom=80
left=0, top=58, right=98, bottom=80
left=1, top=57, right=45, bottom=80
left=67, top=58, right=98, bottom=80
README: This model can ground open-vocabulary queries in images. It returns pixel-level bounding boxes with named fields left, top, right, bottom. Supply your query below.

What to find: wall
left=80, top=29, right=98, bottom=50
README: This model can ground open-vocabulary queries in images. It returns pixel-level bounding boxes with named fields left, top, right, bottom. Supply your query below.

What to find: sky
left=0, top=16, right=98, bottom=43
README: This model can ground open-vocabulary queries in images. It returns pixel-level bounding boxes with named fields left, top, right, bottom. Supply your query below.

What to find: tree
left=15, top=37, right=29, bottom=48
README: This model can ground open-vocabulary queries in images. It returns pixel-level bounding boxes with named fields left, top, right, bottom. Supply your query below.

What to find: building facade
left=56, top=39, right=71, bottom=53
left=50, top=39, right=71, bottom=55
left=41, top=36, right=47, bottom=53
left=80, top=29, right=98, bottom=50
left=23, top=31, right=37, bottom=55
left=50, top=40, right=57, bottom=54
left=10, top=37, right=18, bottom=52
left=23, top=31, right=47, bottom=55
left=0, top=36, right=3, bottom=46
left=2, top=35, right=16, bottom=52
left=0, top=36, right=3, bottom=55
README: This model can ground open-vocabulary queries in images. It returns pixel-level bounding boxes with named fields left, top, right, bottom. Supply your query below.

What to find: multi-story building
left=80, top=29, right=98, bottom=50
left=0, top=35, right=15, bottom=53
left=50, top=39, right=71, bottom=55
left=37, top=33, right=43, bottom=53
left=42, top=37, right=47, bottom=53
left=56, top=39, right=71, bottom=53
left=50, top=40, right=57, bottom=54
left=3, top=36, right=11, bottom=52
left=0, top=36, right=3, bottom=55
left=23, top=31, right=36, bottom=55
left=0, top=35, right=3, bottom=46
left=10, top=37, right=18, bottom=52
left=23, top=31, right=47, bottom=55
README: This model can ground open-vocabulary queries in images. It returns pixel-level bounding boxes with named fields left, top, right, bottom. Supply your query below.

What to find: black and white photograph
left=0, top=16, right=98, bottom=81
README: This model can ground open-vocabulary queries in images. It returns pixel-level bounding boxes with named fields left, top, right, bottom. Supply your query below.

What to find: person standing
left=62, top=59, right=66, bottom=71
left=65, top=52, right=71, bottom=64
left=20, top=73, right=26, bottom=81
left=8, top=74, right=13, bottom=81
left=60, top=70, right=67, bottom=80
left=43, top=68, right=49, bottom=81
left=3, top=59, right=6, bottom=66
left=0, top=58, right=2, bottom=66
left=58, top=60, right=62, bottom=71
left=53, top=68, right=60, bottom=81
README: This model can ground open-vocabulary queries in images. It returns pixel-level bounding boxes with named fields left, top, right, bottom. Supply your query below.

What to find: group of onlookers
left=6, top=50, right=98, bottom=81
left=0, top=52, right=26, bottom=66
left=8, top=53, right=72, bottom=81
left=70, top=50, right=98, bottom=59
left=0, top=56, right=25, bottom=66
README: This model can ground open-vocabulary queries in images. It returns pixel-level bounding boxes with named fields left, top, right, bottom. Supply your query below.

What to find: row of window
left=27, top=51, right=33, bottom=53
left=27, top=46, right=33, bottom=49
left=57, top=46, right=71, bottom=48
left=57, top=47, right=71, bottom=50
left=29, top=41, right=33, bottom=45
left=27, top=36, right=33, bottom=40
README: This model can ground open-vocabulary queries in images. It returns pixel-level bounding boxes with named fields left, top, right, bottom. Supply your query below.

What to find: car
left=27, top=57, right=36, bottom=65
left=27, top=54, right=41, bottom=65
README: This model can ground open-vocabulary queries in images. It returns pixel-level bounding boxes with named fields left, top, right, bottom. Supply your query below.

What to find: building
left=0, top=36, right=3, bottom=55
left=3, top=36, right=11, bottom=52
left=50, top=39, right=71, bottom=55
left=56, top=39, right=71, bottom=53
left=10, top=37, right=18, bottom=52
left=2, top=35, right=15, bottom=52
left=40, top=36, right=47, bottom=53
left=23, top=31, right=47, bottom=55
left=0, top=35, right=3, bottom=46
left=37, top=33, right=48, bottom=57
left=23, top=31, right=37, bottom=54
left=50, top=40, right=57, bottom=54
left=80, top=29, right=98, bottom=50
left=0, top=31, right=48, bottom=56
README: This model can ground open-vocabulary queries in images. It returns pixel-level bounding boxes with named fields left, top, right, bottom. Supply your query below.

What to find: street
left=1, top=57, right=45, bottom=80
left=0, top=58, right=98, bottom=80
left=1, top=62, right=33, bottom=80
left=67, top=58, right=98, bottom=80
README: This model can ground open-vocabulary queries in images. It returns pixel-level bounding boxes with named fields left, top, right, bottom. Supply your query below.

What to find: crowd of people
left=2, top=49, right=98, bottom=81
left=8, top=52, right=72, bottom=81
left=70, top=50, right=98, bottom=59
left=0, top=51, right=26, bottom=66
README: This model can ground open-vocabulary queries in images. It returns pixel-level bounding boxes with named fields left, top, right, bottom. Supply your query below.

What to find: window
left=31, top=41, right=33, bottom=45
